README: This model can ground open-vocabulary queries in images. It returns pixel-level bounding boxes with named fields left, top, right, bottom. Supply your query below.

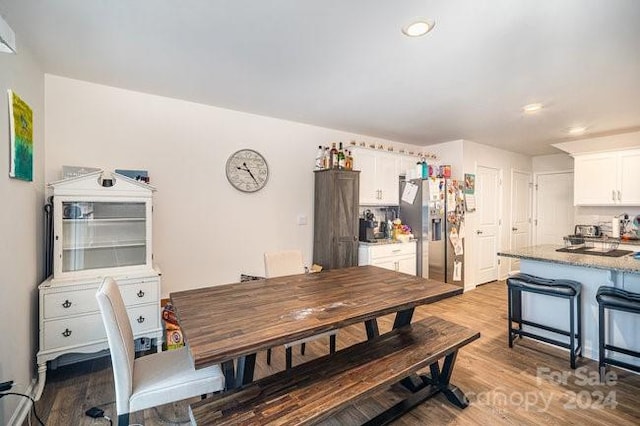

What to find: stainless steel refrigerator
left=399, top=177, right=465, bottom=286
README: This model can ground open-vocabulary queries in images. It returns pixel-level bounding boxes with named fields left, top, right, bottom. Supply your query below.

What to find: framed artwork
left=8, top=90, right=33, bottom=181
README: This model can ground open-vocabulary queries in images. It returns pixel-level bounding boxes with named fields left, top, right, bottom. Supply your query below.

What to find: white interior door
left=535, top=171, right=574, bottom=244
left=510, top=170, right=532, bottom=273
left=475, top=165, right=501, bottom=285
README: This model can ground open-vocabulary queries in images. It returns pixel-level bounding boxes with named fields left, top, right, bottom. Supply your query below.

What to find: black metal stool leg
left=508, top=286, right=514, bottom=348
left=570, top=294, right=576, bottom=369
left=599, top=304, right=606, bottom=382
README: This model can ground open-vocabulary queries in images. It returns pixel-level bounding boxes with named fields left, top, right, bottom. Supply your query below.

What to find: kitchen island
left=498, top=245, right=640, bottom=368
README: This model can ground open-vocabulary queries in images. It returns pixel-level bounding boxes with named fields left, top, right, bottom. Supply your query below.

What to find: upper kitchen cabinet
left=573, top=150, right=640, bottom=206
left=49, top=171, right=156, bottom=281
left=353, top=148, right=416, bottom=206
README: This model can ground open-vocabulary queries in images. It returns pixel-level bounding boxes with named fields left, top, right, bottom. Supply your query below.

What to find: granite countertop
left=498, top=244, right=640, bottom=274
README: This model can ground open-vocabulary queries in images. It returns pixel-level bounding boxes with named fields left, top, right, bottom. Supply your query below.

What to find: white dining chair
left=264, top=250, right=337, bottom=369
left=96, top=277, right=225, bottom=426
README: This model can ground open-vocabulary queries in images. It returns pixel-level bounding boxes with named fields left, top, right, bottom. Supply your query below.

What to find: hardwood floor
left=32, top=281, right=640, bottom=425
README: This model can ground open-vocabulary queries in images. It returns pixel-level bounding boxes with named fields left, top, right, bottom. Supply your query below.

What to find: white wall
left=532, top=153, right=573, bottom=172
left=0, top=48, right=44, bottom=422
left=44, top=75, right=416, bottom=296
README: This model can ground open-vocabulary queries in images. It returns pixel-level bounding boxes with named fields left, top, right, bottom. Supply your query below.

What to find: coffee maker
left=359, top=210, right=377, bottom=242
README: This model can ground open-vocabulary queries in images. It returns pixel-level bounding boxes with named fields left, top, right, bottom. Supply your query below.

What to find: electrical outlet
left=0, top=380, right=13, bottom=392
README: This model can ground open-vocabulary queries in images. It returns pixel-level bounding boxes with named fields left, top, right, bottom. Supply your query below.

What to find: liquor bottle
left=330, top=143, right=338, bottom=169
left=338, top=142, right=346, bottom=169
left=315, top=145, right=324, bottom=170
left=322, top=147, right=330, bottom=169
left=345, top=150, right=353, bottom=170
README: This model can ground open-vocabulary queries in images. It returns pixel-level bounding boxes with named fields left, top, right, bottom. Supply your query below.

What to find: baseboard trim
left=8, top=378, right=36, bottom=426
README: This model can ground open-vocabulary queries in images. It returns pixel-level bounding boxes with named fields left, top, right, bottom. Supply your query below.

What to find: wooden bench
left=189, top=315, right=480, bottom=425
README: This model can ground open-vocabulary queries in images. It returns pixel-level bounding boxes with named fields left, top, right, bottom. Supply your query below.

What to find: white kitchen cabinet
left=358, top=241, right=417, bottom=275
left=37, top=171, right=162, bottom=381
left=574, top=150, right=640, bottom=206
left=353, top=148, right=417, bottom=205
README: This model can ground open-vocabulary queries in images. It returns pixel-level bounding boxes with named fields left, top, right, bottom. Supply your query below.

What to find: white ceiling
left=2, top=0, right=639, bottom=156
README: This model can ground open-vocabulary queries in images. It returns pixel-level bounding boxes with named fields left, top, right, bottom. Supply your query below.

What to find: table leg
left=365, top=319, right=379, bottom=339
left=392, top=308, right=415, bottom=329
left=221, top=360, right=236, bottom=391
left=235, top=354, right=257, bottom=387
left=367, top=350, right=468, bottom=426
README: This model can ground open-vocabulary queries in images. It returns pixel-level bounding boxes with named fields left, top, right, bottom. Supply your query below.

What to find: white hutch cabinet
left=37, top=171, right=162, bottom=377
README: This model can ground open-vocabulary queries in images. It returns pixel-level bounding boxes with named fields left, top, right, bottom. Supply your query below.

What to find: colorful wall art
left=8, top=90, right=33, bottom=181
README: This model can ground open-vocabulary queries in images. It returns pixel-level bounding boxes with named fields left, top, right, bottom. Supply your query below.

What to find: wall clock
left=225, top=149, right=269, bottom=193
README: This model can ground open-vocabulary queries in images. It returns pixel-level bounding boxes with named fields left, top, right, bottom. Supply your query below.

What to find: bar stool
left=596, top=286, right=640, bottom=381
left=507, top=273, right=582, bottom=369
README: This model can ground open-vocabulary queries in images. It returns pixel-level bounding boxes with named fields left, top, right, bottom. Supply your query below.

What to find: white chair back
left=264, top=250, right=305, bottom=278
left=96, top=277, right=135, bottom=414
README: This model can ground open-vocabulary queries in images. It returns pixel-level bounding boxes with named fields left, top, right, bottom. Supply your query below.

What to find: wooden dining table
left=170, top=265, right=463, bottom=390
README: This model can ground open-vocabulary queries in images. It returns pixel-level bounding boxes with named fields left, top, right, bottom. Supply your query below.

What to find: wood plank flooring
left=32, top=281, right=640, bottom=425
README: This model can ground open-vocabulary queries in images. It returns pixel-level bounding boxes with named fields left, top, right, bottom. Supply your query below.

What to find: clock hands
left=236, top=162, right=259, bottom=185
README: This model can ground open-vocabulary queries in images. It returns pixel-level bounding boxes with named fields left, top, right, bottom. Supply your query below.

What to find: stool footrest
left=517, top=319, right=573, bottom=338
left=603, top=343, right=640, bottom=359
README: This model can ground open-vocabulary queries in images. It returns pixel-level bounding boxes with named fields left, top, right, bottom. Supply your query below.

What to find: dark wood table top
left=170, top=265, right=462, bottom=369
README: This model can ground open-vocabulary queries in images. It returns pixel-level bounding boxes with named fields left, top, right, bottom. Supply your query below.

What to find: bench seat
left=189, top=315, right=480, bottom=425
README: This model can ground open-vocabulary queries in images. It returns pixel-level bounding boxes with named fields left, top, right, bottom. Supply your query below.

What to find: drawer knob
left=137, top=316, right=145, bottom=324
left=137, top=290, right=145, bottom=298
left=62, top=328, right=72, bottom=337
left=62, top=300, right=72, bottom=309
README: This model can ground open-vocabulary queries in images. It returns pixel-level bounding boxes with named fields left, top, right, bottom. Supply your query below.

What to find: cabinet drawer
left=120, top=279, right=159, bottom=306
left=44, top=305, right=160, bottom=351
left=129, top=304, right=160, bottom=335
left=44, top=313, right=105, bottom=350
left=368, top=242, right=416, bottom=259
left=44, top=287, right=98, bottom=319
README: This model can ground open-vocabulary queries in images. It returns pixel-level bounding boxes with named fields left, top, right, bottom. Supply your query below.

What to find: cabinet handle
left=62, top=300, right=72, bottom=309
left=62, top=328, right=72, bottom=337
left=395, top=261, right=399, bottom=272
left=476, top=230, right=483, bottom=235
left=512, top=227, right=518, bottom=231
left=618, top=190, right=621, bottom=201
left=137, top=316, right=145, bottom=324
left=137, top=290, right=145, bottom=298
left=612, top=190, right=616, bottom=202
left=392, top=249, right=401, bottom=253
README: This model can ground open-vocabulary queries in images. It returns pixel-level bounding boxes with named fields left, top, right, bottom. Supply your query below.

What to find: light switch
left=297, top=215, right=308, bottom=225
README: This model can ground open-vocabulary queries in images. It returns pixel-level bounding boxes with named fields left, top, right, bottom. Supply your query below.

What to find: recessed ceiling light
left=402, top=18, right=435, bottom=37
left=568, top=126, right=587, bottom=136
left=522, top=103, right=543, bottom=113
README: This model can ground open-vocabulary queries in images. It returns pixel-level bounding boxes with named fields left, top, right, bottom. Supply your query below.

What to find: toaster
left=574, top=225, right=601, bottom=237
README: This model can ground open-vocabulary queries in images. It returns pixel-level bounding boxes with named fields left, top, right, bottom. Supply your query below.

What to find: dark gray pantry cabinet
left=313, top=169, right=360, bottom=270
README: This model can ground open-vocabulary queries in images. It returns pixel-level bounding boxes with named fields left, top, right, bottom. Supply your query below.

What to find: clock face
left=225, top=149, right=269, bottom=193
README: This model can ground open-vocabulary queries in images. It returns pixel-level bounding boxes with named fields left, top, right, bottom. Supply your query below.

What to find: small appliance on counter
left=359, top=209, right=377, bottom=242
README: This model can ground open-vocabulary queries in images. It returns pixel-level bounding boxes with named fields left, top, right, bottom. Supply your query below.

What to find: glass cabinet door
left=61, top=201, right=147, bottom=272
